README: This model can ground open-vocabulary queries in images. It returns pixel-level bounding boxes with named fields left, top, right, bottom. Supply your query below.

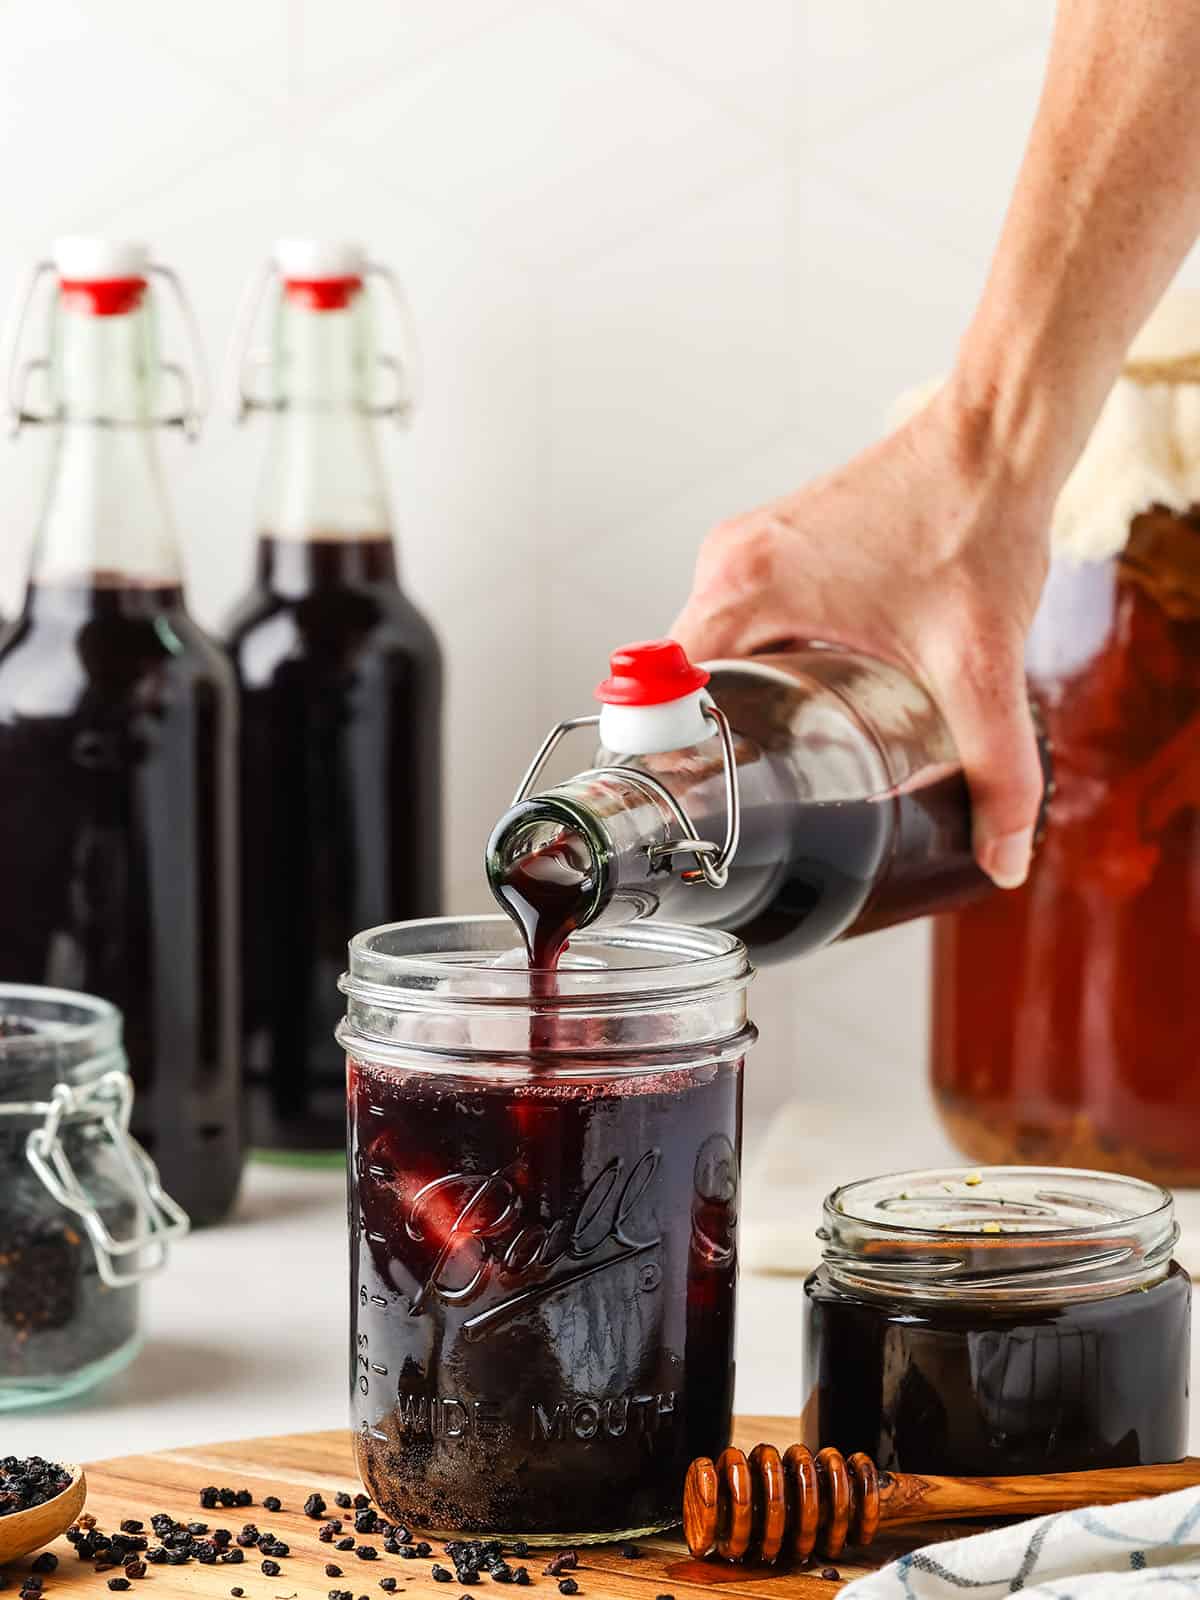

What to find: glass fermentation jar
left=0, top=984, right=189, bottom=1409
left=803, top=1167, right=1189, bottom=1476
left=338, top=915, right=752, bottom=1543
left=932, top=513, right=1200, bottom=1182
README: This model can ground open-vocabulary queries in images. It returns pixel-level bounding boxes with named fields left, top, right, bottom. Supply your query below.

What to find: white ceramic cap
left=273, top=238, right=367, bottom=280
left=53, top=237, right=150, bottom=280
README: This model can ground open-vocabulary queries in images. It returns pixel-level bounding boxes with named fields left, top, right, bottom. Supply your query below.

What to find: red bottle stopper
left=275, top=238, right=365, bottom=311
left=595, top=639, right=710, bottom=706
left=54, top=238, right=149, bottom=317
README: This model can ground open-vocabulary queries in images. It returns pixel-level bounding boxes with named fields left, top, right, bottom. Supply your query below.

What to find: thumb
left=929, top=640, right=1044, bottom=889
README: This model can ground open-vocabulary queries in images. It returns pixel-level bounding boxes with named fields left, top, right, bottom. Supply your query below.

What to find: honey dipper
left=683, top=1444, right=1200, bottom=1565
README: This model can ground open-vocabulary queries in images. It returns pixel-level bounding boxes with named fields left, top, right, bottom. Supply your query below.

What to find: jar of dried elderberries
left=0, top=984, right=188, bottom=1408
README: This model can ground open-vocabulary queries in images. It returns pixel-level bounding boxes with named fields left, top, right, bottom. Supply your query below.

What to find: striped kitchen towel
left=843, top=1485, right=1200, bottom=1596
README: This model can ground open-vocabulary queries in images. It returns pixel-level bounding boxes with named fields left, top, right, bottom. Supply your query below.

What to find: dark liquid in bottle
left=804, top=1260, right=1190, bottom=1474
left=349, top=1048, right=741, bottom=1537
left=0, top=577, right=241, bottom=1225
left=491, top=770, right=988, bottom=968
left=739, top=770, right=989, bottom=960
left=226, top=535, right=442, bottom=1156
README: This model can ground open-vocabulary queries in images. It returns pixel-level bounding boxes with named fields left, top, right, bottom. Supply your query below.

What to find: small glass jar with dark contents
left=0, top=984, right=188, bottom=1408
left=803, top=1167, right=1190, bottom=1476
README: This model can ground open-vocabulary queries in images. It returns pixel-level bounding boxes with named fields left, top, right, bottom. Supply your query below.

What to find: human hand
left=670, top=386, right=1057, bottom=888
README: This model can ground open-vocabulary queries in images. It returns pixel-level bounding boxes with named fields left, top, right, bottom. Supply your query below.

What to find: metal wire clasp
left=1, top=259, right=208, bottom=439
left=0, top=1069, right=189, bottom=1288
left=511, top=705, right=742, bottom=891
left=228, top=257, right=421, bottom=424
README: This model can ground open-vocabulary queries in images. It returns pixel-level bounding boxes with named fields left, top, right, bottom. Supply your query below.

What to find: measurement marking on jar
left=371, top=1362, right=388, bottom=1375
left=369, top=1294, right=388, bottom=1308
left=368, top=1164, right=390, bottom=1180
left=367, top=1102, right=387, bottom=1119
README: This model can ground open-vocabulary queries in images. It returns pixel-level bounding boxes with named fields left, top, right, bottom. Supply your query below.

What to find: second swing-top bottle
left=226, top=240, right=443, bottom=1162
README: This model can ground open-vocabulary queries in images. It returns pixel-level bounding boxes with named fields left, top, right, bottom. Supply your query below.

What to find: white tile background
left=0, top=0, right=1170, bottom=1144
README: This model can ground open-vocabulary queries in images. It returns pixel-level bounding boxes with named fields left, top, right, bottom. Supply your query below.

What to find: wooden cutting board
left=32, top=1420, right=991, bottom=1599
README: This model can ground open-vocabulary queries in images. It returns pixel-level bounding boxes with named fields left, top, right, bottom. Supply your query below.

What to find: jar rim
left=338, top=915, right=754, bottom=1064
left=341, top=915, right=752, bottom=1007
left=0, top=983, right=123, bottom=1082
left=820, top=1165, right=1178, bottom=1304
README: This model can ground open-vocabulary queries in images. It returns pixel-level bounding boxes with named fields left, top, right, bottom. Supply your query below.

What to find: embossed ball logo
left=403, top=1151, right=663, bottom=1340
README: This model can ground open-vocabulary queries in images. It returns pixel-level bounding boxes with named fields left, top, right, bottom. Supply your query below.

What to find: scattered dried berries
left=263, top=1497, right=282, bottom=1513
left=261, top=1559, right=281, bottom=1576
left=557, top=1582, right=578, bottom=1596
left=306, top=1493, right=328, bottom=1519
left=30, top=1556, right=56, bottom=1575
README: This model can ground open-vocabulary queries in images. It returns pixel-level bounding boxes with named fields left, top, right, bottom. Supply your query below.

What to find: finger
left=671, top=519, right=787, bottom=661
left=928, top=640, right=1044, bottom=889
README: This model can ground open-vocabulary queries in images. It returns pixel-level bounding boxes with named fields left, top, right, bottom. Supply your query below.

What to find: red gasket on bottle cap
left=595, top=639, right=710, bottom=707
left=281, top=276, right=363, bottom=311
left=59, top=278, right=147, bottom=316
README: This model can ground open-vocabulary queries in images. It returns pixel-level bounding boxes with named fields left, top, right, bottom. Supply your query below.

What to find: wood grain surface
left=13, top=1420, right=993, bottom=1599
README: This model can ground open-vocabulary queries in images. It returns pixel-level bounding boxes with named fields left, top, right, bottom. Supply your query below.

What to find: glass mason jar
left=0, top=984, right=189, bottom=1409
left=803, top=1166, right=1189, bottom=1476
left=338, top=915, right=752, bottom=1543
left=932, top=506, right=1200, bottom=1183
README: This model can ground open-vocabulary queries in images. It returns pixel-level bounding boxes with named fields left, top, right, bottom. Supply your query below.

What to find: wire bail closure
left=1, top=260, right=209, bottom=439
left=511, top=704, right=742, bottom=891
left=0, top=1068, right=189, bottom=1288
left=228, top=256, right=421, bottom=425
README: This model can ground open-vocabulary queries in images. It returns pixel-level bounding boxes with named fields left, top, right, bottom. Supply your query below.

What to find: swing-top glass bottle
left=0, top=238, right=242, bottom=1225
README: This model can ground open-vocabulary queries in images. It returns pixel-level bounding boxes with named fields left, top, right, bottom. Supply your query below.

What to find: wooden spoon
left=0, top=1465, right=86, bottom=1563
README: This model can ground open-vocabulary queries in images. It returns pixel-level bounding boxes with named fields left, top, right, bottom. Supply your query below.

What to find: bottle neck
left=254, top=288, right=393, bottom=558
left=29, top=294, right=183, bottom=595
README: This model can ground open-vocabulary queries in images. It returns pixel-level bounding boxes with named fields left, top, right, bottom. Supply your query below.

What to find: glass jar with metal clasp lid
left=0, top=983, right=188, bottom=1409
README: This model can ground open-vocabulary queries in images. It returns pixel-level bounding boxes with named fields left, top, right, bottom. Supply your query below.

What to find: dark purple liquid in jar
left=349, top=1048, right=741, bottom=1539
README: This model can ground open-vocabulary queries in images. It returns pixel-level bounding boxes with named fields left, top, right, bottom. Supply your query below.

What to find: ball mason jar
left=338, top=915, right=753, bottom=1543
left=0, top=984, right=189, bottom=1409
left=932, top=509, right=1200, bottom=1183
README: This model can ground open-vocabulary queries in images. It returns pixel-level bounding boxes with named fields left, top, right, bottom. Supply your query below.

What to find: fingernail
left=982, top=828, right=1034, bottom=890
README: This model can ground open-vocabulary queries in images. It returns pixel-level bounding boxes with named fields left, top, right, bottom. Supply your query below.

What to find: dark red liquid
left=734, top=772, right=989, bottom=960
left=0, top=578, right=241, bottom=1225
left=491, top=773, right=989, bottom=970
left=804, top=1261, right=1190, bottom=1474
left=226, top=536, right=442, bottom=1156
left=349, top=1049, right=741, bottom=1537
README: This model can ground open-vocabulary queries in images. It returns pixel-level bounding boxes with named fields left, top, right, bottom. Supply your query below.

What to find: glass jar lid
left=338, top=914, right=755, bottom=1069
left=820, top=1165, right=1177, bottom=1304
left=0, top=983, right=188, bottom=1287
